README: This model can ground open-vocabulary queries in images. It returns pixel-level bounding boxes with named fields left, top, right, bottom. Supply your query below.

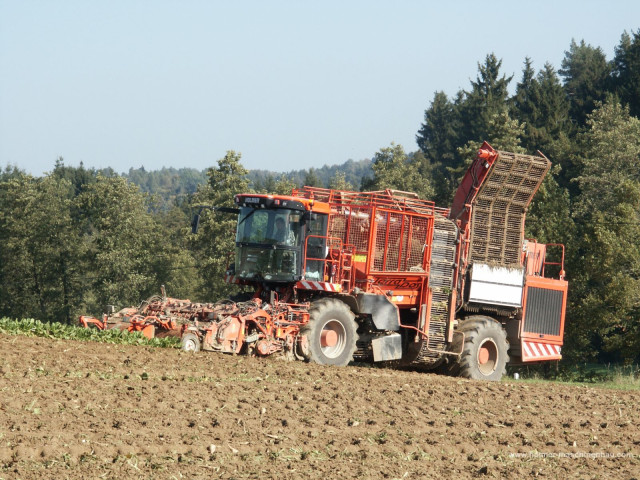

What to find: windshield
left=236, top=207, right=302, bottom=246
left=235, top=207, right=303, bottom=282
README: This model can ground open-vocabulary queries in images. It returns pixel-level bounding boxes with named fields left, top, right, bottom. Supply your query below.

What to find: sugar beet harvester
left=188, top=143, right=567, bottom=381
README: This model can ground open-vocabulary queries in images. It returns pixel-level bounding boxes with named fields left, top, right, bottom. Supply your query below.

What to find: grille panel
left=523, top=287, right=564, bottom=336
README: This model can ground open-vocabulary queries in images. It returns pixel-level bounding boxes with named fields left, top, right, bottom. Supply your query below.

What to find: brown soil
left=1, top=334, right=639, bottom=480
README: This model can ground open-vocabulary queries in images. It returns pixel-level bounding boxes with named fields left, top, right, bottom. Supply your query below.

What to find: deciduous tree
left=76, top=175, right=162, bottom=311
left=570, top=98, right=640, bottom=362
left=361, top=144, right=434, bottom=199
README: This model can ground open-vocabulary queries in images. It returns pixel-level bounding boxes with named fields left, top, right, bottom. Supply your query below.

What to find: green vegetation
left=508, top=363, right=640, bottom=390
left=0, top=317, right=179, bottom=348
left=248, top=159, right=372, bottom=193
left=2, top=28, right=640, bottom=366
left=119, top=160, right=373, bottom=208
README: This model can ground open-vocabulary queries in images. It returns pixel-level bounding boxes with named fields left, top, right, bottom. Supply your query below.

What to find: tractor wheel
left=452, top=316, right=509, bottom=381
left=181, top=332, right=201, bottom=352
left=301, top=298, right=358, bottom=367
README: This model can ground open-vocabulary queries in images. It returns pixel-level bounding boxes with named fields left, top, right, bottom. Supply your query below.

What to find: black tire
left=301, top=298, right=358, bottom=367
left=181, top=332, right=201, bottom=352
left=451, top=316, right=509, bottom=381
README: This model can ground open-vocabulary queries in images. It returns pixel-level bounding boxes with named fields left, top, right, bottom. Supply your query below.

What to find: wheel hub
left=477, top=338, right=498, bottom=375
left=478, top=346, right=490, bottom=365
left=184, top=339, right=197, bottom=351
left=320, top=329, right=338, bottom=348
left=320, top=320, right=347, bottom=358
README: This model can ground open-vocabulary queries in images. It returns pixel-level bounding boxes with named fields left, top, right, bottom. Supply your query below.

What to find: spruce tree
left=459, top=53, right=513, bottom=142
left=559, top=39, right=610, bottom=126
left=611, top=30, right=640, bottom=118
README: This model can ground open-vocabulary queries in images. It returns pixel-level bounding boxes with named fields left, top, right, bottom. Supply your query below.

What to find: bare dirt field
left=1, top=334, right=639, bottom=480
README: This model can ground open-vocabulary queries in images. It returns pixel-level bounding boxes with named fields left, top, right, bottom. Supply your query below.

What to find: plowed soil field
left=1, top=334, right=639, bottom=480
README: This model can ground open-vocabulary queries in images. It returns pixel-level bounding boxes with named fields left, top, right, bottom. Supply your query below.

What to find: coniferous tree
left=512, top=57, right=538, bottom=132
left=509, top=59, right=574, bottom=250
left=52, top=157, right=99, bottom=196
left=303, top=168, right=321, bottom=187
left=416, top=91, right=459, bottom=165
left=449, top=109, right=526, bottom=203
left=513, top=61, right=573, bottom=166
left=611, top=29, right=640, bottom=118
left=559, top=39, right=611, bottom=126
left=416, top=91, right=460, bottom=203
left=535, top=63, right=571, bottom=148
left=459, top=54, right=513, bottom=142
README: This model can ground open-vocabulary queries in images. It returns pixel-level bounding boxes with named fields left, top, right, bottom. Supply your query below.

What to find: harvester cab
left=232, top=194, right=315, bottom=284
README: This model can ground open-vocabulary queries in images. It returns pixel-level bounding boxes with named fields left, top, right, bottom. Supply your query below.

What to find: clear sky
left=1, top=1, right=638, bottom=176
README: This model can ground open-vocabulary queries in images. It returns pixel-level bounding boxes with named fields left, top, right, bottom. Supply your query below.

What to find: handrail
left=542, top=243, right=566, bottom=280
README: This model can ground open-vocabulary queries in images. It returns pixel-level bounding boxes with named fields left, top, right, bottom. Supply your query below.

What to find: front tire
left=452, top=316, right=509, bottom=381
left=181, top=332, right=201, bottom=352
left=301, top=298, right=357, bottom=367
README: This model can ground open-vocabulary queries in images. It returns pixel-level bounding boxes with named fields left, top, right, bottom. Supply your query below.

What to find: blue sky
left=1, top=1, right=638, bottom=176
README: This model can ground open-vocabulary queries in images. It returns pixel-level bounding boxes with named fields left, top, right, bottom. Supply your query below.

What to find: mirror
left=191, top=213, right=201, bottom=234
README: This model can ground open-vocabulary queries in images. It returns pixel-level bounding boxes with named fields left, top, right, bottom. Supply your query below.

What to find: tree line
left=2, top=30, right=640, bottom=363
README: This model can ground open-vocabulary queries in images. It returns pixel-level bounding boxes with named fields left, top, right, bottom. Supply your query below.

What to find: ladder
left=340, top=247, right=354, bottom=292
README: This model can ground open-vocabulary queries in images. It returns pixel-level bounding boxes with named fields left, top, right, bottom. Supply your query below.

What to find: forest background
left=2, top=30, right=640, bottom=364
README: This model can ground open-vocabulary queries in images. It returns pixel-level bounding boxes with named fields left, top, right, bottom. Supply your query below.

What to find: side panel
left=467, top=264, right=524, bottom=308
left=327, top=205, right=373, bottom=283
left=369, top=209, right=432, bottom=274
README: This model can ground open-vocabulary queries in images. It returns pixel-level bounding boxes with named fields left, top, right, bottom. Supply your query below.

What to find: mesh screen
left=371, top=213, right=429, bottom=272
left=470, top=151, right=550, bottom=267
left=405, top=216, right=429, bottom=271
left=385, top=213, right=401, bottom=271
left=328, top=206, right=372, bottom=253
left=347, top=207, right=372, bottom=252
left=372, top=211, right=388, bottom=271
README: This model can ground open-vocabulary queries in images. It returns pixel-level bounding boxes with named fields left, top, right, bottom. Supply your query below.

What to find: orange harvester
left=181, top=142, right=567, bottom=380
left=77, top=142, right=566, bottom=380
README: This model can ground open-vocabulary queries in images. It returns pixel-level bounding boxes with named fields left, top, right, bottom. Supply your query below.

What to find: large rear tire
left=301, top=298, right=357, bottom=367
left=452, top=316, right=509, bottom=381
